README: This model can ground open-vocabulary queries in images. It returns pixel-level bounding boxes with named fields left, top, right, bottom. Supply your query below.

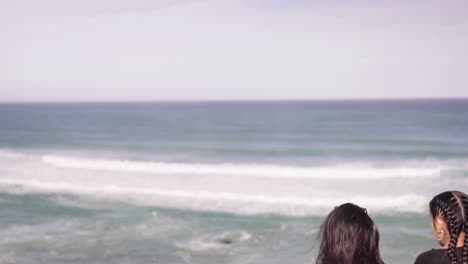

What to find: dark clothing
left=415, top=247, right=464, bottom=264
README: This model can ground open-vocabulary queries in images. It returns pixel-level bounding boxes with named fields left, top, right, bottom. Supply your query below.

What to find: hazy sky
left=1, top=0, right=467, bottom=102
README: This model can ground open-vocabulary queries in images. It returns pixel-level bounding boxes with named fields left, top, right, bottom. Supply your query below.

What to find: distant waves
left=41, top=154, right=444, bottom=180
left=1, top=150, right=467, bottom=216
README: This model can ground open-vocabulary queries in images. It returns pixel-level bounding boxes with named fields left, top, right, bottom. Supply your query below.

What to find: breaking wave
left=41, top=155, right=445, bottom=180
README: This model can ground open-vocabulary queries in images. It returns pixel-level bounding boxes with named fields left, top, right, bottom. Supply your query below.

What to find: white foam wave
left=0, top=178, right=427, bottom=215
left=1, top=151, right=462, bottom=216
left=0, top=150, right=27, bottom=160
left=41, top=155, right=443, bottom=180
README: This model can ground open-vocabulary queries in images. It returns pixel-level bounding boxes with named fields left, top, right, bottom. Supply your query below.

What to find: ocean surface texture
left=0, top=100, right=467, bottom=264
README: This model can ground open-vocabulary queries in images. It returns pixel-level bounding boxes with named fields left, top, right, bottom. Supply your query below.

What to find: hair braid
left=435, top=198, right=459, bottom=264
left=453, top=192, right=468, bottom=264
left=463, top=223, right=468, bottom=264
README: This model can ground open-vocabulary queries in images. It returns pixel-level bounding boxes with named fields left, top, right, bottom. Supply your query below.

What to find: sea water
left=0, top=100, right=467, bottom=264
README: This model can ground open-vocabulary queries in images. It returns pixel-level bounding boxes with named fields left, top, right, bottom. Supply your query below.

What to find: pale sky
left=1, top=0, right=467, bottom=102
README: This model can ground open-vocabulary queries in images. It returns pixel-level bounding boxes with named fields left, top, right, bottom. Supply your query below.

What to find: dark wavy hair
left=429, top=191, right=468, bottom=264
left=315, top=203, right=384, bottom=264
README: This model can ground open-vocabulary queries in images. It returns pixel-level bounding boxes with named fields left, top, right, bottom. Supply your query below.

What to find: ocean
left=0, top=100, right=467, bottom=264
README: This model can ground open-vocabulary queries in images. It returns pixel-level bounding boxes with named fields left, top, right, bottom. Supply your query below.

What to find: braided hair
left=429, top=191, right=468, bottom=264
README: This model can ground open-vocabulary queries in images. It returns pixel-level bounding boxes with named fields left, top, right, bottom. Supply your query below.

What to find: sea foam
left=0, top=178, right=428, bottom=215
left=0, top=151, right=463, bottom=216
left=41, top=155, right=443, bottom=180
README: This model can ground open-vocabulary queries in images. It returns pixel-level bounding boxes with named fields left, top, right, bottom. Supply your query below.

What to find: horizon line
left=1, top=97, right=468, bottom=104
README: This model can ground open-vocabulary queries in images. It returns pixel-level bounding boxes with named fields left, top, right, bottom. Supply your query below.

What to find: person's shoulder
left=414, top=248, right=446, bottom=264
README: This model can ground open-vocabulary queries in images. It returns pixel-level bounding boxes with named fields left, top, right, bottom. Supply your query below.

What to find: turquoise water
left=1, top=100, right=467, bottom=263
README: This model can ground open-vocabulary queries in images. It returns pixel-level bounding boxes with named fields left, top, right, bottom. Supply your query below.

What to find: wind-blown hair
left=316, top=203, right=384, bottom=264
left=429, top=191, right=468, bottom=264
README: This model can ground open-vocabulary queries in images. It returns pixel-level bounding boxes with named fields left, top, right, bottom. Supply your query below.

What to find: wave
left=41, top=155, right=445, bottom=180
left=1, top=151, right=463, bottom=216
left=0, top=150, right=28, bottom=160
left=0, top=178, right=428, bottom=215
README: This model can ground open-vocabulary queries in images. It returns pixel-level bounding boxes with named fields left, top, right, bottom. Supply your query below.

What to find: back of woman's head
left=429, top=191, right=468, bottom=264
left=316, top=203, right=384, bottom=264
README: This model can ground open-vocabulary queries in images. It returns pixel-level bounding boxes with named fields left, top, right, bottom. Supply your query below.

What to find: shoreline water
left=1, top=100, right=466, bottom=263
left=0, top=191, right=436, bottom=264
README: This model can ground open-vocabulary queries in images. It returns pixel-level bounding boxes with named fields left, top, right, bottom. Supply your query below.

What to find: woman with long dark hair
left=414, top=191, right=468, bottom=264
left=316, top=203, right=385, bottom=264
